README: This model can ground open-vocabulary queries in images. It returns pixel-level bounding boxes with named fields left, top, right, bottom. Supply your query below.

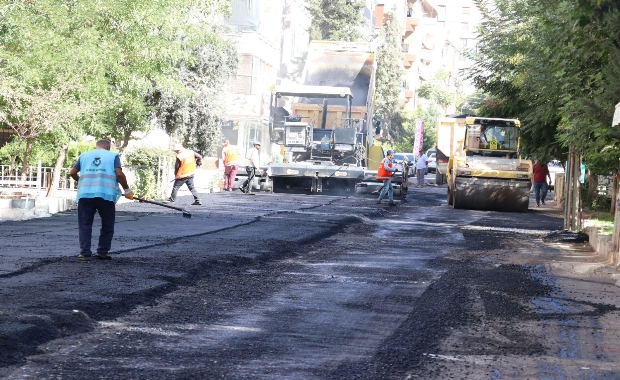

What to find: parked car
left=392, top=153, right=416, bottom=176
left=548, top=160, right=564, bottom=189
left=427, top=153, right=436, bottom=174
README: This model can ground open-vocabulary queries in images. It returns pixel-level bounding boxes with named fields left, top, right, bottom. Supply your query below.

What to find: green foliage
left=373, top=11, right=404, bottom=142
left=0, top=0, right=235, bottom=170
left=460, top=91, right=487, bottom=116
left=146, top=28, right=238, bottom=157
left=124, top=147, right=173, bottom=167
left=65, top=141, right=97, bottom=168
left=307, top=0, right=366, bottom=41
left=132, top=169, right=161, bottom=200
left=124, top=147, right=172, bottom=199
left=582, top=188, right=612, bottom=213
left=0, top=137, right=97, bottom=168
left=392, top=104, right=442, bottom=153
left=471, top=0, right=620, bottom=174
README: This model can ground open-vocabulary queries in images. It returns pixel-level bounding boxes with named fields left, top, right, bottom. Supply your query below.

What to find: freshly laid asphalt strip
left=0, top=188, right=619, bottom=379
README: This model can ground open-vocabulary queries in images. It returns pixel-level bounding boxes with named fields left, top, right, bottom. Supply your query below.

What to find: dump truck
left=446, top=117, right=532, bottom=212
left=435, top=116, right=467, bottom=185
left=268, top=41, right=410, bottom=195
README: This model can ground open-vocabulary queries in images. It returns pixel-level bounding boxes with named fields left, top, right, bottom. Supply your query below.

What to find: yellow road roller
left=446, top=117, right=532, bottom=212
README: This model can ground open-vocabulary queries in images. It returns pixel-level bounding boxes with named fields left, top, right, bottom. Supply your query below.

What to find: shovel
left=136, top=197, right=192, bottom=218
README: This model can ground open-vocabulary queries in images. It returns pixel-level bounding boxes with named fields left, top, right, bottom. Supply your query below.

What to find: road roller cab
left=446, top=117, right=532, bottom=212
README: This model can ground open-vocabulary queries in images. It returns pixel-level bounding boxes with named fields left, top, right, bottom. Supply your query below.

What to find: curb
left=585, top=226, right=618, bottom=266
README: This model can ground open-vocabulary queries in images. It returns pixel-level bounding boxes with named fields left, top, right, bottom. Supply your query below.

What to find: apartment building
left=223, top=0, right=313, bottom=162
left=411, top=0, right=481, bottom=113
left=375, top=0, right=481, bottom=114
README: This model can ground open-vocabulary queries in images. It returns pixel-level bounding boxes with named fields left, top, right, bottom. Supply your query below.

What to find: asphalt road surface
left=0, top=184, right=619, bottom=379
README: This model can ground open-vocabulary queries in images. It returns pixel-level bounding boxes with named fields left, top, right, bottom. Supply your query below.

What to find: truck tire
left=447, top=187, right=453, bottom=206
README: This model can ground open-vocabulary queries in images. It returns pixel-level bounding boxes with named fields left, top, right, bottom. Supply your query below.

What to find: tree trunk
left=613, top=161, right=620, bottom=250
left=10, top=137, right=23, bottom=172
left=587, top=169, right=598, bottom=199
left=612, top=169, right=618, bottom=215
left=19, top=138, right=34, bottom=182
left=117, top=129, right=131, bottom=157
left=46, top=143, right=69, bottom=198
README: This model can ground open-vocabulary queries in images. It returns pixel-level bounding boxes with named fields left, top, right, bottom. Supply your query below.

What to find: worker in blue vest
left=69, top=139, right=134, bottom=261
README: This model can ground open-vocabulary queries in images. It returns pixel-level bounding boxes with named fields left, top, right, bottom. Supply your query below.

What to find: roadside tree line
left=0, top=0, right=237, bottom=195
left=471, top=0, right=620, bottom=176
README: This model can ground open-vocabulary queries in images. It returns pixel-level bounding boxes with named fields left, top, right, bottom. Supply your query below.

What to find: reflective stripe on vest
left=76, top=149, right=121, bottom=203
left=376, top=159, right=393, bottom=181
left=176, top=149, right=196, bottom=179
left=223, top=145, right=240, bottom=166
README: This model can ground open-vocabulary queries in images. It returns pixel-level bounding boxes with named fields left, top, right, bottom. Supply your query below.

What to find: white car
left=548, top=160, right=564, bottom=189
left=427, top=153, right=436, bottom=174
left=392, top=153, right=416, bottom=176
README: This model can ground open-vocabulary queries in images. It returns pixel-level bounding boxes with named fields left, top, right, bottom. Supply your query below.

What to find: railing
left=0, top=161, right=89, bottom=194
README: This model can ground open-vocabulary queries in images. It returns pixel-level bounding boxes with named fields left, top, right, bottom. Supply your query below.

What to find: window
left=461, top=22, right=468, bottom=32
left=438, top=5, right=446, bottom=13
left=462, top=7, right=470, bottom=14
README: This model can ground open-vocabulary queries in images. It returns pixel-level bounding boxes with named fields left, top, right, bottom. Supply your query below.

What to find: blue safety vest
left=76, top=149, right=121, bottom=203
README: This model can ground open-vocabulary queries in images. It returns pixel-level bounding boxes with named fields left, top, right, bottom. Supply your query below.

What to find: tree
left=471, top=0, right=620, bottom=168
left=146, top=29, right=238, bottom=157
left=393, top=105, right=442, bottom=153
left=0, top=0, right=236, bottom=191
left=373, top=11, right=404, bottom=143
left=307, top=0, right=366, bottom=42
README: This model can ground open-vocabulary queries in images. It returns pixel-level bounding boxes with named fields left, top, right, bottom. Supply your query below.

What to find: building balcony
left=404, top=16, right=419, bottom=37
left=403, top=53, right=416, bottom=68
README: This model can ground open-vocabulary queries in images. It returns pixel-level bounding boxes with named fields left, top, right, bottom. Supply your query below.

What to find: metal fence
left=0, top=156, right=206, bottom=197
left=0, top=161, right=76, bottom=194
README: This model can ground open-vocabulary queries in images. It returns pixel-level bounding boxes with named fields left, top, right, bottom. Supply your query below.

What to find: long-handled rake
left=136, top=197, right=192, bottom=218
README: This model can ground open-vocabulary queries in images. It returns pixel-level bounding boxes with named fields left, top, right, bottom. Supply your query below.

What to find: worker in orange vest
left=165, top=144, right=203, bottom=205
left=376, top=149, right=397, bottom=206
left=222, top=140, right=241, bottom=191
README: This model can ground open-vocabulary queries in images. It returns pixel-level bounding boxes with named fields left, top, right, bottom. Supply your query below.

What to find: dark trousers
left=78, top=197, right=116, bottom=255
left=242, top=167, right=256, bottom=191
left=533, top=181, right=548, bottom=204
left=170, top=175, right=200, bottom=201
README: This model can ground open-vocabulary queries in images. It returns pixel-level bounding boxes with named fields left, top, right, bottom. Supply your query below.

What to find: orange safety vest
left=176, top=149, right=197, bottom=179
left=223, top=145, right=240, bottom=166
left=376, top=159, right=394, bottom=181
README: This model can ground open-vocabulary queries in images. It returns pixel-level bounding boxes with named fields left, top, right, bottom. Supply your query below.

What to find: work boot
left=541, top=200, right=545, bottom=205
left=94, top=252, right=111, bottom=260
left=162, top=198, right=174, bottom=203
left=191, top=200, right=202, bottom=205
left=388, top=201, right=397, bottom=206
left=77, top=253, right=91, bottom=261
left=376, top=200, right=382, bottom=204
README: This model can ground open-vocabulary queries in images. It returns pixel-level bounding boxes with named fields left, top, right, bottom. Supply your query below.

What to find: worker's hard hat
left=386, top=149, right=394, bottom=155
left=253, top=141, right=261, bottom=146
left=173, top=144, right=184, bottom=151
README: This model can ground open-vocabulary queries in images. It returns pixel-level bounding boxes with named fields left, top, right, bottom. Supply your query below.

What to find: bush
left=125, top=147, right=174, bottom=200
left=581, top=187, right=612, bottom=213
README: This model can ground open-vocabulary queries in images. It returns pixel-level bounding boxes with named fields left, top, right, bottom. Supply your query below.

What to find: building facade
left=375, top=0, right=481, bottom=114
left=223, top=0, right=313, bottom=163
